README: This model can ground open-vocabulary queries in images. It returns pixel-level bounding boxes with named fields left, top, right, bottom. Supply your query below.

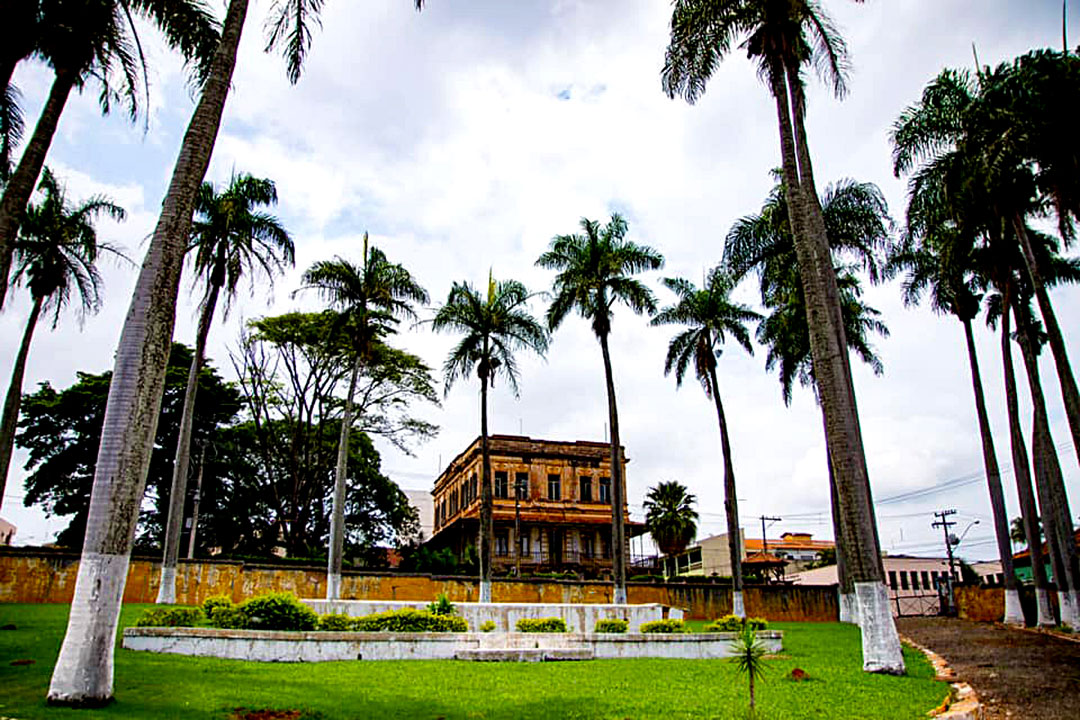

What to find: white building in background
left=404, top=489, right=434, bottom=541
left=0, top=517, right=15, bottom=546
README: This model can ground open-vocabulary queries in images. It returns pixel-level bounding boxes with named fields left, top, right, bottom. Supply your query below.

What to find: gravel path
left=897, top=617, right=1080, bottom=719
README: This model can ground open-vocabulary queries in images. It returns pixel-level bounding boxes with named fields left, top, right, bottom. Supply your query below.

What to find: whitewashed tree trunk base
left=732, top=591, right=745, bottom=618
left=613, top=587, right=627, bottom=605
left=155, top=566, right=178, bottom=605
left=326, top=573, right=342, bottom=601
left=1035, top=588, right=1056, bottom=626
left=47, top=552, right=130, bottom=705
left=855, top=582, right=905, bottom=675
left=479, top=580, right=492, bottom=604
left=1003, top=589, right=1024, bottom=625
left=1070, top=591, right=1080, bottom=628
left=1057, top=590, right=1077, bottom=628
left=838, top=592, right=858, bottom=624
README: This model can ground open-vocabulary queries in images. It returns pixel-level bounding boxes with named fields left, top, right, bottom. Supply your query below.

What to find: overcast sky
left=2, top=0, right=1078, bottom=565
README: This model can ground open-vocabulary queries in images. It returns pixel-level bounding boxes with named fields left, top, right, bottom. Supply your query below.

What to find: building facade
left=427, top=435, right=643, bottom=579
left=791, top=555, right=955, bottom=616
left=665, top=531, right=833, bottom=579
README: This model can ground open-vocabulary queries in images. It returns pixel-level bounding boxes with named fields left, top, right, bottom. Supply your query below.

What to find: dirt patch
left=897, top=617, right=1080, bottom=719
left=231, top=709, right=324, bottom=720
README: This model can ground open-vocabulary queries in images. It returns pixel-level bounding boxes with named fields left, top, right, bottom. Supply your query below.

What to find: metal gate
left=893, top=593, right=942, bottom=617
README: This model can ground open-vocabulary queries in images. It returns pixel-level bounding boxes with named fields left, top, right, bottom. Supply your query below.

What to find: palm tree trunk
left=156, top=280, right=221, bottom=604
left=598, top=330, right=627, bottom=604
left=0, top=68, right=76, bottom=310
left=47, top=0, right=249, bottom=705
left=824, top=414, right=855, bottom=623
left=327, top=355, right=360, bottom=600
left=999, top=288, right=1055, bottom=627
left=478, top=349, right=493, bottom=603
left=961, top=317, right=1022, bottom=623
left=1012, top=217, right=1080, bottom=472
left=0, top=296, right=42, bottom=514
left=1015, top=313, right=1079, bottom=626
left=771, top=60, right=902, bottom=674
left=707, top=360, right=743, bottom=616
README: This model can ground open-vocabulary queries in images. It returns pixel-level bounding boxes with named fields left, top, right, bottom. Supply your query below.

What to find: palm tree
left=537, top=214, right=663, bottom=605
left=431, top=275, right=548, bottom=602
left=155, top=173, right=293, bottom=604
left=724, top=176, right=891, bottom=624
left=48, top=1, right=428, bottom=706
left=643, top=480, right=699, bottom=576
left=885, top=216, right=1024, bottom=624
left=651, top=269, right=758, bottom=616
left=299, top=239, right=427, bottom=600
left=0, top=0, right=219, bottom=309
left=662, top=0, right=904, bottom=674
left=0, top=168, right=124, bottom=514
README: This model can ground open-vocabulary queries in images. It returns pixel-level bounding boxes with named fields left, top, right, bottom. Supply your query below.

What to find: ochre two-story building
left=427, top=435, right=644, bottom=579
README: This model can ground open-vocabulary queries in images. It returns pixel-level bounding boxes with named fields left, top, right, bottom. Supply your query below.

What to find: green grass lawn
left=1, top=604, right=946, bottom=719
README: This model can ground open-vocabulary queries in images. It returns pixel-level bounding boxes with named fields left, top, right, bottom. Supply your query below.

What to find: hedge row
left=703, top=614, right=769, bottom=632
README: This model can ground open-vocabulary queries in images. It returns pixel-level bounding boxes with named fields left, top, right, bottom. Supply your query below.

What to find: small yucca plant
left=730, top=625, right=768, bottom=714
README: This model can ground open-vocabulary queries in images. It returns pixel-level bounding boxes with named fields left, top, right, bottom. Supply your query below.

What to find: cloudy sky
left=2, top=0, right=1078, bottom=565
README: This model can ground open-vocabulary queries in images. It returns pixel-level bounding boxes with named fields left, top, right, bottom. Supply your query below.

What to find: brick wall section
left=0, top=548, right=837, bottom=621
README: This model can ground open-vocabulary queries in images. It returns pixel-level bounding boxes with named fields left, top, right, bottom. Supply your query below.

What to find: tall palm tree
left=724, top=176, right=891, bottom=624
left=885, top=174, right=1025, bottom=624
left=662, top=0, right=903, bottom=673
left=299, top=239, right=427, bottom=600
left=0, top=0, right=219, bottom=309
left=48, top=1, right=428, bottom=706
left=155, top=173, right=293, bottom=604
left=0, top=168, right=124, bottom=514
left=537, top=213, right=663, bottom=604
left=643, top=480, right=699, bottom=574
left=651, top=269, right=759, bottom=616
left=431, top=275, right=548, bottom=602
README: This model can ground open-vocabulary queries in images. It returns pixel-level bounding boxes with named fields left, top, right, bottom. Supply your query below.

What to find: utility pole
left=759, top=515, right=781, bottom=555
left=932, top=509, right=958, bottom=581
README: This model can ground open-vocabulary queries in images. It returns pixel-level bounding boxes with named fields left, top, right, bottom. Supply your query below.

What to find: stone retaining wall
left=0, top=548, right=837, bottom=621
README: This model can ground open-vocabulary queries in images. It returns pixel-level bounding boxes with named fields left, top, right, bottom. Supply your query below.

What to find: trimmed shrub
left=426, top=593, right=457, bottom=616
left=209, top=605, right=249, bottom=629
left=480, top=620, right=496, bottom=633
left=640, top=619, right=688, bottom=634
left=317, top=613, right=354, bottom=631
left=202, top=595, right=233, bottom=616
left=238, top=592, right=318, bottom=631
left=705, top=615, right=769, bottom=632
left=515, top=617, right=568, bottom=633
left=594, top=618, right=628, bottom=634
left=353, top=608, right=467, bottom=633
left=134, top=606, right=204, bottom=628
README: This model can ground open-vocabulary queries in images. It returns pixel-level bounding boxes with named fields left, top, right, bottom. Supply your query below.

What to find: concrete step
left=454, top=648, right=594, bottom=662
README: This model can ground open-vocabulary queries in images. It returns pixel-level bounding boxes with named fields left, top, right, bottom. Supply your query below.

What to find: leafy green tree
left=0, top=168, right=124, bottom=516
left=537, top=213, right=663, bottom=604
left=662, top=0, right=904, bottom=673
left=643, top=480, right=699, bottom=567
left=299, top=239, right=428, bottom=600
left=17, top=344, right=241, bottom=550
left=431, top=275, right=549, bottom=602
left=0, top=0, right=218, bottom=309
left=651, top=269, right=758, bottom=614
left=157, top=172, right=293, bottom=604
left=234, top=311, right=433, bottom=563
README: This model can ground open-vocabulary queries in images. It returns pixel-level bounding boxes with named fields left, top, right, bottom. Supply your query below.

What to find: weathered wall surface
left=955, top=586, right=1004, bottom=622
left=0, top=549, right=837, bottom=621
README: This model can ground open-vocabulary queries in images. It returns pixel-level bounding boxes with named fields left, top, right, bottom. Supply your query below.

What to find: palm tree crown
left=13, top=167, right=126, bottom=320
left=537, top=213, right=664, bottom=336
left=189, top=173, right=293, bottom=311
left=651, top=269, right=759, bottom=395
left=643, top=480, right=698, bottom=558
left=431, top=276, right=550, bottom=395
